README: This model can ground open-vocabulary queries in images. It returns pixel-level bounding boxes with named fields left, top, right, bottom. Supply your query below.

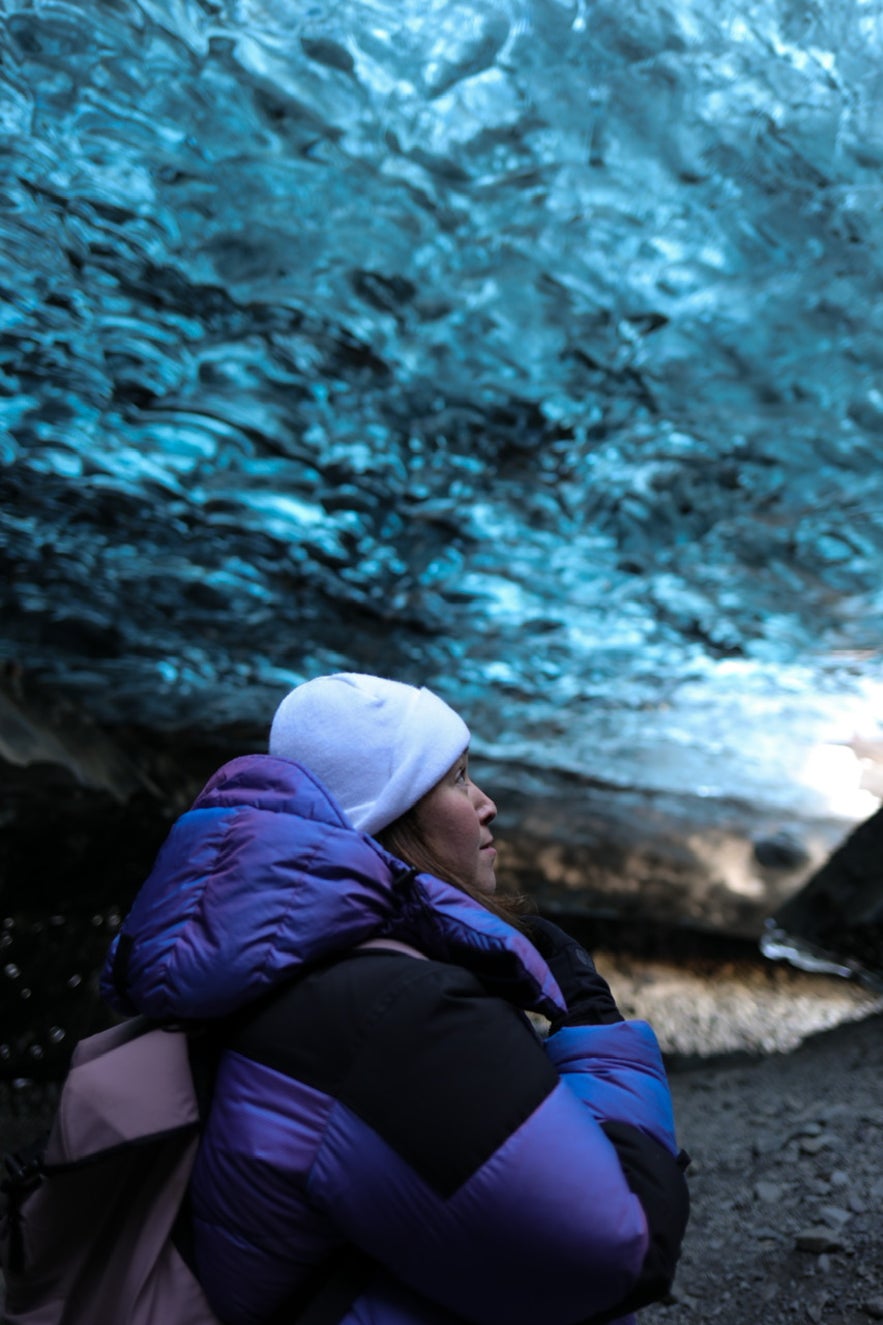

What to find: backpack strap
left=2, top=1131, right=49, bottom=1274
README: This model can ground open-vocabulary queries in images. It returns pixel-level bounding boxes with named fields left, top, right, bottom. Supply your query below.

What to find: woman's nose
left=473, top=783, right=497, bottom=822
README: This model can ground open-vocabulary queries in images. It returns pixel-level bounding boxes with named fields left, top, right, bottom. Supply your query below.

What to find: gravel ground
left=596, top=952, right=883, bottom=1325
left=643, top=1007, right=883, bottom=1325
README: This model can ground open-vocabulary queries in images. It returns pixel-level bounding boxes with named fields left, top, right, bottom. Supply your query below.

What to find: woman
left=102, top=673, right=689, bottom=1325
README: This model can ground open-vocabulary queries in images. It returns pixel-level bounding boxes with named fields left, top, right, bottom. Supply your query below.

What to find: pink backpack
left=1, top=1017, right=220, bottom=1324
left=1, top=1012, right=374, bottom=1325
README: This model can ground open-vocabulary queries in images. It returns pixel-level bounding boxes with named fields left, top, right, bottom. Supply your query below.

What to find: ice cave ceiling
left=2, top=0, right=883, bottom=932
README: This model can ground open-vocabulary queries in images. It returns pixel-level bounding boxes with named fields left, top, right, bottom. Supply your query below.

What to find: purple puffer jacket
left=102, top=756, right=686, bottom=1325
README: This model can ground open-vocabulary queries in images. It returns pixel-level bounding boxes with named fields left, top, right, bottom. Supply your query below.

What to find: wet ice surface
left=1, top=0, right=883, bottom=828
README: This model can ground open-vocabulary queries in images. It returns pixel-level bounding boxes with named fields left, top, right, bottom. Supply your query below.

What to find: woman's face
left=412, top=750, right=498, bottom=894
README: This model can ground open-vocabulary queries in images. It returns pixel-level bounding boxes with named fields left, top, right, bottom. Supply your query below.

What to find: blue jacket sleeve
left=543, top=1019, right=690, bottom=1317
left=544, top=1020, right=680, bottom=1155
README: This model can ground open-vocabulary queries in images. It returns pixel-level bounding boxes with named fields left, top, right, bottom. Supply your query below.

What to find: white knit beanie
left=268, top=672, right=470, bottom=836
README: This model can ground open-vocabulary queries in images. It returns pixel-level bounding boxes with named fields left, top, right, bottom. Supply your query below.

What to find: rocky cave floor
left=617, top=959, right=880, bottom=1325
left=640, top=1008, right=883, bottom=1325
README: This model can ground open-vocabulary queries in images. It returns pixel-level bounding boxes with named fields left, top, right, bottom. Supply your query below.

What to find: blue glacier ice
left=1, top=0, right=883, bottom=942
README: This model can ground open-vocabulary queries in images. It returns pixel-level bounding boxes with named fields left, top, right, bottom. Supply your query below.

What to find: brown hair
left=376, top=802, right=530, bottom=930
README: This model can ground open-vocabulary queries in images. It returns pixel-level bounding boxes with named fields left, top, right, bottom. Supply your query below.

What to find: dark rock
left=765, top=806, right=883, bottom=987
left=794, top=1229, right=846, bottom=1254
left=753, top=833, right=810, bottom=871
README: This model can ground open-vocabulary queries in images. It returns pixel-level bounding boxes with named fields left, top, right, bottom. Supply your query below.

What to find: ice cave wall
left=1, top=0, right=883, bottom=948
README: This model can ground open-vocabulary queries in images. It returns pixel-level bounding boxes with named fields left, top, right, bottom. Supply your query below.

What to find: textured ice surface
left=1, top=0, right=883, bottom=820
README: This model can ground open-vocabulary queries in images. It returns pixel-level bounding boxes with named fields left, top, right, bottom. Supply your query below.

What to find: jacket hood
left=101, top=755, right=565, bottom=1022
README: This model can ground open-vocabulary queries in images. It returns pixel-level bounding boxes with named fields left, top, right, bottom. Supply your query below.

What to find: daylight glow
left=800, top=743, right=881, bottom=820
